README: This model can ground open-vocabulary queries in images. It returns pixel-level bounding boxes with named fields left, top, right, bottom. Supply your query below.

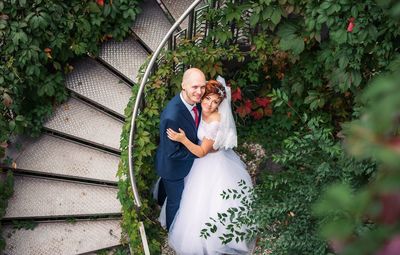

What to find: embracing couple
left=156, top=68, right=253, bottom=254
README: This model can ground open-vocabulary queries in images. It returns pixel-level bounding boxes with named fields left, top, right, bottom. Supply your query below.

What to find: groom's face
left=182, top=74, right=206, bottom=105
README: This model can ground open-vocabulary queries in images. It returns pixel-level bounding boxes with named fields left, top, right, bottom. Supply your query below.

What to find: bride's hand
left=166, top=128, right=186, bottom=142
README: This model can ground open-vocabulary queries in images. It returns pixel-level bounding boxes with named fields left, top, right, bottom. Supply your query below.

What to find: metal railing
left=127, top=0, right=208, bottom=254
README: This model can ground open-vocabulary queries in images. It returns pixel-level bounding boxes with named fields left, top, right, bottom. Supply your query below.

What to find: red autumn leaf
left=235, top=100, right=252, bottom=118
left=236, top=105, right=248, bottom=118
left=3, top=93, right=13, bottom=107
left=244, top=100, right=252, bottom=112
left=255, top=97, right=271, bottom=108
left=97, top=0, right=104, bottom=6
left=386, top=137, right=400, bottom=153
left=379, top=192, right=400, bottom=225
left=231, top=88, right=242, bottom=102
left=264, top=107, right=273, bottom=116
left=250, top=108, right=264, bottom=120
left=347, top=17, right=355, bottom=32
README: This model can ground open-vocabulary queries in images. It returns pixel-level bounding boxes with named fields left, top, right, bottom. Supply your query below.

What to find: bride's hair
left=202, top=80, right=226, bottom=101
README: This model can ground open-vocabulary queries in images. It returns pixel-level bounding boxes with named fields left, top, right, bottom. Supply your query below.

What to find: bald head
left=182, top=68, right=206, bottom=87
left=181, top=68, right=206, bottom=105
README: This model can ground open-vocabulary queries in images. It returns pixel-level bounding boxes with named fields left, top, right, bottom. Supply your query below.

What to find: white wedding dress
left=160, top=119, right=253, bottom=255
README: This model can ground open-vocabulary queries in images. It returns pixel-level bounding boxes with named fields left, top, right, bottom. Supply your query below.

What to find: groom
left=156, top=68, right=206, bottom=230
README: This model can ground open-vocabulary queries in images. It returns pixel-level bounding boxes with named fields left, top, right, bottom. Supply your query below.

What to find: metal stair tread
left=11, top=134, right=119, bottom=183
left=44, top=98, right=123, bottom=152
left=4, top=175, right=121, bottom=219
left=161, top=0, right=206, bottom=29
left=66, top=58, right=132, bottom=116
left=98, top=36, right=148, bottom=83
left=2, top=219, right=121, bottom=255
left=132, top=0, right=173, bottom=51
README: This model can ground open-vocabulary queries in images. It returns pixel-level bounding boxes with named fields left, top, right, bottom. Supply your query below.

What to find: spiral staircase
left=1, top=1, right=196, bottom=254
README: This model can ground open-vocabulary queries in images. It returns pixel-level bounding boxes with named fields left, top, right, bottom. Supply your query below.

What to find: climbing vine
left=0, top=0, right=142, bottom=252
left=0, top=0, right=142, bottom=159
left=0, top=170, right=14, bottom=251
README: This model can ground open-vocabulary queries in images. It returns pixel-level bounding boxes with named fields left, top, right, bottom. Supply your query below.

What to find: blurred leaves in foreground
left=314, top=70, right=400, bottom=255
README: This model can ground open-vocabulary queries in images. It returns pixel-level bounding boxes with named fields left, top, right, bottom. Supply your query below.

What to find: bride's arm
left=167, top=128, right=213, bottom=158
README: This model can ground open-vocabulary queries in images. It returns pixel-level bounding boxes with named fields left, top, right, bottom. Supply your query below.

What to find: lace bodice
left=197, top=119, right=220, bottom=142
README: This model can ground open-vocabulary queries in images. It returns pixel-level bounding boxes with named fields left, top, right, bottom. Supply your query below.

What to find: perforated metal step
left=161, top=0, right=206, bottom=29
left=9, top=134, right=119, bottom=183
left=98, top=36, right=148, bottom=83
left=44, top=98, right=123, bottom=152
left=2, top=219, right=121, bottom=255
left=132, top=0, right=173, bottom=51
left=66, top=58, right=132, bottom=117
left=4, top=175, right=120, bottom=219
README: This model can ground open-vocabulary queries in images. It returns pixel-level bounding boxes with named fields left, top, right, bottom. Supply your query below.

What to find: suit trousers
left=162, top=178, right=185, bottom=231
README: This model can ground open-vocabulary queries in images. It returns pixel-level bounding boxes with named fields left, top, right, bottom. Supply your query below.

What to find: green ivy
left=0, top=0, right=142, bottom=252
left=0, top=170, right=14, bottom=251
left=0, top=0, right=142, bottom=155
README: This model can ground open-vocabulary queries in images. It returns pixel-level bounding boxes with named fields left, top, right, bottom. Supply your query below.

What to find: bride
left=162, top=77, right=253, bottom=254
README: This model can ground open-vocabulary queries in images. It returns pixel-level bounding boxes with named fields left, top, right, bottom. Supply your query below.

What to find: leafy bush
left=314, top=72, right=400, bottom=255
left=0, top=170, right=14, bottom=251
left=0, top=0, right=141, bottom=252
left=201, top=1, right=399, bottom=253
left=0, top=0, right=142, bottom=156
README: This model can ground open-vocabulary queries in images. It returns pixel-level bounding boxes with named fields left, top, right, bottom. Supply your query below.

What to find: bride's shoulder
left=208, top=112, right=220, bottom=123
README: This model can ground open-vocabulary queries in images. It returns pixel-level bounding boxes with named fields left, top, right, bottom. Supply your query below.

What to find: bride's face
left=201, top=93, right=221, bottom=115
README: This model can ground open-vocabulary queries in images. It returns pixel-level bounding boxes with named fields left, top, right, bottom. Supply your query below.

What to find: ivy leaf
left=262, top=7, right=273, bottom=20
left=331, top=29, right=347, bottom=44
left=19, top=0, right=26, bottom=7
left=279, top=37, right=304, bottom=55
left=338, top=55, right=349, bottom=69
left=271, top=8, right=282, bottom=25
left=88, top=2, right=101, bottom=13
left=249, top=14, right=259, bottom=27
left=350, top=70, right=362, bottom=87
left=12, top=31, right=28, bottom=45
left=277, top=21, right=304, bottom=55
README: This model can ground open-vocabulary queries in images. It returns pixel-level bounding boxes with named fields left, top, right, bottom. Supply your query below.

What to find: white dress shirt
left=180, top=92, right=196, bottom=120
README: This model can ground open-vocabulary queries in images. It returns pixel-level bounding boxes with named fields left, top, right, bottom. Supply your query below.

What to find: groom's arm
left=162, top=118, right=198, bottom=160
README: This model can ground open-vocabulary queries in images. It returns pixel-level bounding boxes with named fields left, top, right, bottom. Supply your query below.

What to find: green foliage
left=314, top=73, right=400, bottom=255
left=0, top=170, right=14, bottom=251
left=96, top=246, right=130, bottom=255
left=11, top=219, right=38, bottom=230
left=0, top=0, right=142, bottom=151
left=192, top=1, right=399, bottom=253
left=0, top=0, right=142, bottom=252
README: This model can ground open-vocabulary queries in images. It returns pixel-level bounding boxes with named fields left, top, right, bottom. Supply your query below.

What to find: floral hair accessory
left=216, top=82, right=226, bottom=98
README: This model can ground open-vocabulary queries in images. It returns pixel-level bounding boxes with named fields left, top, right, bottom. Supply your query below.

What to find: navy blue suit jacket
left=156, top=94, right=201, bottom=180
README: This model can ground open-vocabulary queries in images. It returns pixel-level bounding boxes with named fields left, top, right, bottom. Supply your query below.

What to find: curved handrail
left=127, top=0, right=205, bottom=253
left=128, top=0, right=203, bottom=210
